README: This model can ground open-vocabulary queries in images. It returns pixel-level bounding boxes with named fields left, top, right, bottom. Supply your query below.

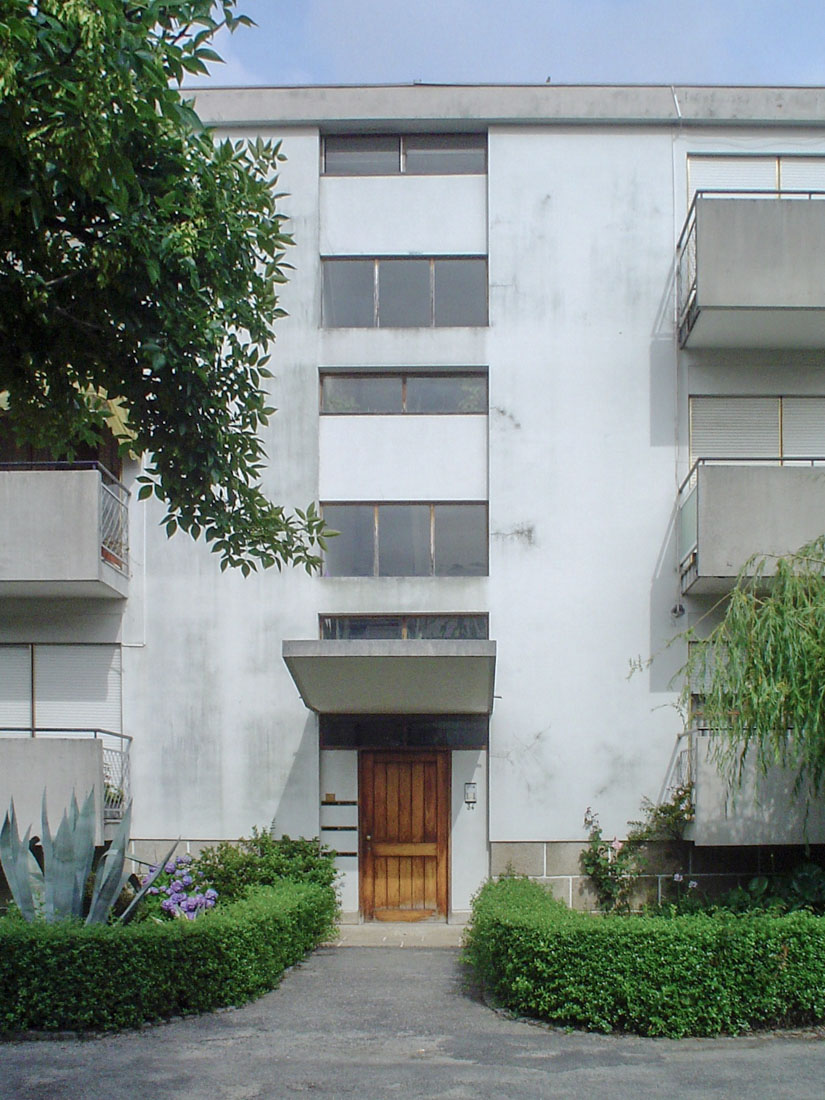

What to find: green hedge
left=0, top=881, right=337, bottom=1033
left=463, top=877, right=825, bottom=1037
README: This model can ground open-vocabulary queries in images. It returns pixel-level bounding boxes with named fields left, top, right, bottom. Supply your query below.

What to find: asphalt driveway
left=2, top=946, right=825, bottom=1099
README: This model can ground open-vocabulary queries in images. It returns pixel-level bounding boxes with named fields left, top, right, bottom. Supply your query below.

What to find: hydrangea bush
left=142, top=854, right=218, bottom=919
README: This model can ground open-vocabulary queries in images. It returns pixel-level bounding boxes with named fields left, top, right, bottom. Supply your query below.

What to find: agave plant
left=0, top=789, right=175, bottom=925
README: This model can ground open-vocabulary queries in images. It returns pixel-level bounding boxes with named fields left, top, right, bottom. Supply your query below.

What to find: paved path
left=2, top=944, right=825, bottom=1099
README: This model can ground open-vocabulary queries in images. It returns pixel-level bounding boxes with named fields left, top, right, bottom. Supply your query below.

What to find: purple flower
left=164, top=861, right=176, bottom=874
left=205, top=888, right=218, bottom=900
left=673, top=873, right=683, bottom=883
left=182, top=874, right=193, bottom=886
left=161, top=898, right=177, bottom=913
left=183, top=897, right=199, bottom=912
left=147, top=886, right=160, bottom=896
left=171, top=880, right=184, bottom=892
left=688, top=880, right=698, bottom=890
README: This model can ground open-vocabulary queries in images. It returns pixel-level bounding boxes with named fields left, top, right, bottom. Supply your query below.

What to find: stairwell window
left=320, top=371, right=487, bottom=415
left=323, top=134, right=487, bottom=176
left=322, top=257, right=487, bottom=328
left=322, top=503, right=488, bottom=577
left=320, top=614, right=489, bottom=640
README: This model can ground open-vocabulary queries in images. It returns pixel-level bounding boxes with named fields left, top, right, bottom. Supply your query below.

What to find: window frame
left=321, top=501, right=489, bottom=578
left=319, top=613, right=489, bottom=640
left=321, top=256, right=488, bottom=329
left=322, top=133, right=487, bottom=176
left=319, top=370, right=488, bottom=416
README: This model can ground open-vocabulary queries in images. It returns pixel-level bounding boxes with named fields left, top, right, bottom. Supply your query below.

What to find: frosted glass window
left=434, top=259, right=488, bottom=326
left=321, top=375, right=403, bottom=414
left=378, top=260, right=431, bottom=327
left=322, top=260, right=374, bottom=327
left=323, top=505, right=375, bottom=576
left=404, top=134, right=486, bottom=174
left=378, top=505, right=431, bottom=575
left=405, top=375, right=487, bottom=413
left=324, top=135, right=399, bottom=175
left=434, top=505, right=488, bottom=576
left=323, top=134, right=486, bottom=175
left=322, top=504, right=488, bottom=576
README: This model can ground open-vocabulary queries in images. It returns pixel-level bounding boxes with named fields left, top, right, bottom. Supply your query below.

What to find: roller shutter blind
left=687, top=155, right=777, bottom=199
left=689, top=397, right=779, bottom=465
left=777, top=159, right=825, bottom=193
left=0, top=646, right=33, bottom=730
left=782, top=398, right=825, bottom=458
left=34, top=645, right=122, bottom=733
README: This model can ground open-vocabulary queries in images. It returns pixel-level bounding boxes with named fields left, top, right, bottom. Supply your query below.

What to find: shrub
left=194, top=829, right=337, bottom=903
left=464, top=876, right=825, bottom=1037
left=0, top=881, right=337, bottom=1033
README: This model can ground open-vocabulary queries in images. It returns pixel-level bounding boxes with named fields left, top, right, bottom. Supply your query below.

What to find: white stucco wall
left=320, top=175, right=487, bottom=256
left=319, top=415, right=487, bottom=501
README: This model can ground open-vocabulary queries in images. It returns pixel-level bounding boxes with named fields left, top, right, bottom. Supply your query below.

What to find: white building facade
left=4, top=85, right=825, bottom=918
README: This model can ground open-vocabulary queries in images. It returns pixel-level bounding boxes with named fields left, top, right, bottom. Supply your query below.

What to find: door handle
left=365, top=834, right=372, bottom=841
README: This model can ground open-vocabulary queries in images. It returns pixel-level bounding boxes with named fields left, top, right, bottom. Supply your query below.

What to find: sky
left=191, top=0, right=825, bottom=89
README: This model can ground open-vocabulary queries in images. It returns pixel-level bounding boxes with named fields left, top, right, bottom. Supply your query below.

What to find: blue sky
left=193, top=0, right=825, bottom=87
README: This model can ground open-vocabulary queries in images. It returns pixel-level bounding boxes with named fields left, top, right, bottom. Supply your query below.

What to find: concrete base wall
left=489, top=840, right=825, bottom=911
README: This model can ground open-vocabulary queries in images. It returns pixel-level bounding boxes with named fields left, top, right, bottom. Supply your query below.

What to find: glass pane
left=434, top=259, right=487, bottom=326
left=405, top=375, right=487, bottom=413
left=323, top=260, right=375, bottom=327
left=321, top=375, right=403, bottom=414
left=406, top=615, right=489, bottom=639
left=434, top=504, right=488, bottom=576
left=404, top=134, right=487, bottom=175
left=378, top=504, right=431, bottom=575
left=322, top=505, right=375, bottom=576
left=320, top=616, right=403, bottom=639
left=324, top=135, right=400, bottom=175
left=378, top=259, right=431, bottom=327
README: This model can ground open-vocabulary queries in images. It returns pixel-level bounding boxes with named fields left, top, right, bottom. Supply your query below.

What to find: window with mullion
left=321, top=503, right=488, bottom=577
left=321, top=257, right=487, bottom=328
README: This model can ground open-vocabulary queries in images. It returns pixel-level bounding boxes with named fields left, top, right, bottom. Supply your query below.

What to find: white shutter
left=0, top=645, right=32, bottom=731
left=782, top=397, right=825, bottom=458
left=687, top=155, right=777, bottom=199
left=34, top=645, right=122, bottom=734
left=778, top=158, right=825, bottom=194
left=690, top=397, right=780, bottom=464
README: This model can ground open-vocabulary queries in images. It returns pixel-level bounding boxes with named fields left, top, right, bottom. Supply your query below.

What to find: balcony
left=678, top=460, right=825, bottom=595
left=0, top=463, right=129, bottom=598
left=666, top=728, right=825, bottom=846
left=0, top=729, right=131, bottom=844
left=677, top=191, right=825, bottom=348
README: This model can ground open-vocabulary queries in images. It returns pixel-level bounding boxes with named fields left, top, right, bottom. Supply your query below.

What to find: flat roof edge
left=189, top=84, right=825, bottom=129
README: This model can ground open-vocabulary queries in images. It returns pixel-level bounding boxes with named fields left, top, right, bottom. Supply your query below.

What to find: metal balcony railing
left=0, top=728, right=132, bottom=822
left=658, top=728, right=696, bottom=805
left=0, top=461, right=129, bottom=574
left=676, top=188, right=825, bottom=345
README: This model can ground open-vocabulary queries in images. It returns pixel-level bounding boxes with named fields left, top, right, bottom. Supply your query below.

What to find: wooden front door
left=359, top=751, right=450, bottom=921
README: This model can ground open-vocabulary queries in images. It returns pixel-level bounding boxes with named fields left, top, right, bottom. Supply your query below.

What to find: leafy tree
left=682, top=538, right=825, bottom=801
left=0, top=0, right=327, bottom=573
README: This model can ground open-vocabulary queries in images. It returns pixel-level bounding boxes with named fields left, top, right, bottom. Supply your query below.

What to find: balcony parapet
left=677, top=190, right=825, bottom=348
left=677, top=459, right=825, bottom=595
left=0, top=463, right=129, bottom=598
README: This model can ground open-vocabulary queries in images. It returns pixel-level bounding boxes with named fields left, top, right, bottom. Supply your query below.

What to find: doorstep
left=324, top=921, right=466, bottom=948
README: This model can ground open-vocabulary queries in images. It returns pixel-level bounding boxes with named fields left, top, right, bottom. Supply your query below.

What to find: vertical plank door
left=359, top=751, right=449, bottom=921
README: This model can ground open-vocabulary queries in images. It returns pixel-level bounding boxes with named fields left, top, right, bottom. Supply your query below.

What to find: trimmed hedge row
left=0, top=882, right=337, bottom=1033
left=463, top=876, right=825, bottom=1037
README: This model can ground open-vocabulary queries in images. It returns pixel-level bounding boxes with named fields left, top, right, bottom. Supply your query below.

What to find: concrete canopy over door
left=282, top=639, right=496, bottom=715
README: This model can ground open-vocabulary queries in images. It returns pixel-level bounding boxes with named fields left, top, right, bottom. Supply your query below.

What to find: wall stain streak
left=491, top=405, right=522, bottom=429
left=492, top=523, right=536, bottom=546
